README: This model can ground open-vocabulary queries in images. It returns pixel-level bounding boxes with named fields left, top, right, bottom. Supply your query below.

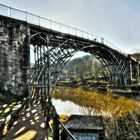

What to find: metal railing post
left=39, top=16, right=40, bottom=26
left=9, top=6, right=11, bottom=17
left=60, top=23, right=61, bottom=32
left=25, top=12, right=27, bottom=22
left=75, top=28, right=77, bottom=36
left=53, top=116, right=59, bottom=140
left=68, top=25, right=70, bottom=34
left=50, top=19, right=52, bottom=30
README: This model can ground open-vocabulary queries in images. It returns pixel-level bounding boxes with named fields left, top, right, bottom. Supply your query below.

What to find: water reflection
left=52, top=98, right=83, bottom=115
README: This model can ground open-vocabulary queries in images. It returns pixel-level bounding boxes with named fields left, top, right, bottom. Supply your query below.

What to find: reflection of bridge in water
left=0, top=4, right=140, bottom=139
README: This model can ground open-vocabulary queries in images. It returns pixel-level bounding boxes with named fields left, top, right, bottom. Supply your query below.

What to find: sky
left=0, top=0, right=140, bottom=54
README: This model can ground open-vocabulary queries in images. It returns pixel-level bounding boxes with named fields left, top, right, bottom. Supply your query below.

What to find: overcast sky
left=0, top=0, right=140, bottom=54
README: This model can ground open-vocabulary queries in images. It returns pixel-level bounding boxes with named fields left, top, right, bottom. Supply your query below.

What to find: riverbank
left=53, top=87, right=140, bottom=117
left=52, top=87, right=140, bottom=139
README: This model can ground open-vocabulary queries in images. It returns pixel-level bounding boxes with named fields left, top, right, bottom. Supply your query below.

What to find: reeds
left=53, top=87, right=140, bottom=139
left=53, top=87, right=140, bottom=117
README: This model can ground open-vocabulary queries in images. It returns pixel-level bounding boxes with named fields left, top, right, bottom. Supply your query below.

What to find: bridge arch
left=29, top=32, right=127, bottom=93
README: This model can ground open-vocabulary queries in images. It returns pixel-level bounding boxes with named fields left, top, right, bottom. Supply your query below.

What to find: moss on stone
left=0, top=89, right=22, bottom=105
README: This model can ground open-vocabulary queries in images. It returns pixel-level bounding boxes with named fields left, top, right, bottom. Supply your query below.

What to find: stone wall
left=0, top=19, right=30, bottom=95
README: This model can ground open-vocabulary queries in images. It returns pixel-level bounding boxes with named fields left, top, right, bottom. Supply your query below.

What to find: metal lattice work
left=29, top=32, right=131, bottom=89
left=26, top=32, right=133, bottom=139
left=28, top=33, right=79, bottom=139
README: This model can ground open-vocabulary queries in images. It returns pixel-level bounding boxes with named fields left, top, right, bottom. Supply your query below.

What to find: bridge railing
left=0, top=4, right=125, bottom=55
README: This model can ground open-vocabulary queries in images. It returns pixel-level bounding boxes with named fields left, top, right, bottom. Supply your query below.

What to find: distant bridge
left=0, top=4, right=140, bottom=139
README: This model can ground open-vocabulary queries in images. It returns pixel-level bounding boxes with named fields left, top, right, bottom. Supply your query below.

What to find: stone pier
left=0, top=19, right=30, bottom=95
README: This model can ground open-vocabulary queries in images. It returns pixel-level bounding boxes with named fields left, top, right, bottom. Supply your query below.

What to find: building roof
left=65, top=115, right=104, bottom=131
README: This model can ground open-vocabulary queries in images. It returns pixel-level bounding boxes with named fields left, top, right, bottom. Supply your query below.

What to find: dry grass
left=53, top=87, right=140, bottom=117
left=53, top=87, right=140, bottom=139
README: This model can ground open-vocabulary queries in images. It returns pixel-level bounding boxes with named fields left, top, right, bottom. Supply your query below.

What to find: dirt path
left=2, top=101, right=52, bottom=140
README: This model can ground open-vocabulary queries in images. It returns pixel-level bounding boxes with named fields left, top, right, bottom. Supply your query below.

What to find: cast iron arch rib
left=29, top=33, right=129, bottom=93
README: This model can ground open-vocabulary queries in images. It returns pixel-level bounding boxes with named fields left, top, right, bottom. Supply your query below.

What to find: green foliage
left=63, top=55, right=106, bottom=82
left=64, top=55, right=92, bottom=75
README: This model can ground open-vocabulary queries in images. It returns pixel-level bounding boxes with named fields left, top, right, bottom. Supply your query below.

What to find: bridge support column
left=128, top=55, right=133, bottom=84
left=0, top=20, right=30, bottom=95
left=53, top=114, right=59, bottom=140
left=136, top=61, right=140, bottom=82
left=23, top=26, right=30, bottom=96
left=139, top=64, right=140, bottom=81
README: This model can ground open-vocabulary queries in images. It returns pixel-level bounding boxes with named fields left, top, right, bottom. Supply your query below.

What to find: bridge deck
left=2, top=101, right=52, bottom=140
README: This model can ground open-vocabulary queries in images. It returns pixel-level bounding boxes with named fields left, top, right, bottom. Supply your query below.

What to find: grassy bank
left=53, top=87, right=140, bottom=117
left=53, top=87, right=140, bottom=139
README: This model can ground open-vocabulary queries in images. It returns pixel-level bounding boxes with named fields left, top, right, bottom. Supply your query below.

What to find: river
left=52, top=98, right=85, bottom=115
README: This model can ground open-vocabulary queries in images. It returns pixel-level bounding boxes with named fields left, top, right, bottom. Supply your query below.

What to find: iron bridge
left=0, top=4, right=140, bottom=140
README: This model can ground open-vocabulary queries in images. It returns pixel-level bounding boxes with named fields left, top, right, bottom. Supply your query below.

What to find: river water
left=52, top=98, right=85, bottom=115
